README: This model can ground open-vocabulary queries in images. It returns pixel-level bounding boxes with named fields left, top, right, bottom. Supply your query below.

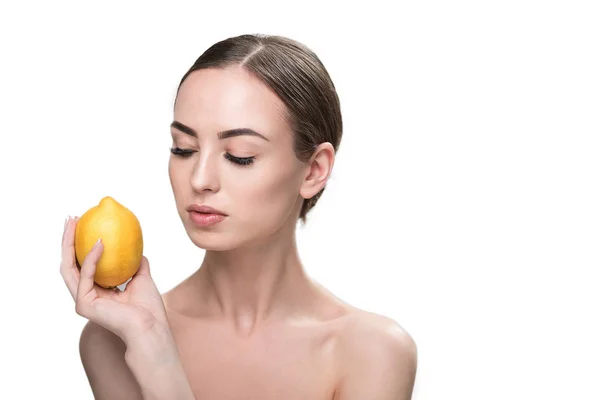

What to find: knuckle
left=75, top=302, right=85, bottom=316
left=60, top=270, right=69, bottom=282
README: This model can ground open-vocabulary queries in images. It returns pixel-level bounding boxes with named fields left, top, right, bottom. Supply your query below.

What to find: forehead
left=174, top=66, right=289, bottom=141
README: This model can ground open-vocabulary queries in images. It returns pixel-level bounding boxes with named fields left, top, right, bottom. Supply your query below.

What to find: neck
left=192, top=226, right=320, bottom=336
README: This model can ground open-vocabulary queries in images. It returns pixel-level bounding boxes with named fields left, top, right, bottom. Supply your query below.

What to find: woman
left=60, top=33, right=417, bottom=399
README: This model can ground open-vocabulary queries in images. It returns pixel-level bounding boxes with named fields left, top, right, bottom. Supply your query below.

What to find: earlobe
left=299, top=143, right=335, bottom=200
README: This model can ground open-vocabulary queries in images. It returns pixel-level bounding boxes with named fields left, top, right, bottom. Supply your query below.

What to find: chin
left=185, top=229, right=244, bottom=252
left=188, top=235, right=230, bottom=252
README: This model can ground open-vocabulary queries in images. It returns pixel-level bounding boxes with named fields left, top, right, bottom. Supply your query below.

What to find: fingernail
left=93, top=238, right=102, bottom=249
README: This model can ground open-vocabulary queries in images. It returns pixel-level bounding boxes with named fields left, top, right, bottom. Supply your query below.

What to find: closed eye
left=169, top=147, right=255, bottom=166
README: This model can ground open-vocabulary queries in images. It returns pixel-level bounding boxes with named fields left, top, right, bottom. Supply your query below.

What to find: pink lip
left=187, top=204, right=227, bottom=215
left=188, top=211, right=226, bottom=227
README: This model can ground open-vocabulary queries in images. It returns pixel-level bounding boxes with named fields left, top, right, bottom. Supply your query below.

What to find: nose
left=190, top=152, right=221, bottom=193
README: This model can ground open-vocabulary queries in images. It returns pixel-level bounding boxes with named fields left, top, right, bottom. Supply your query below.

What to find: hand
left=60, top=216, right=170, bottom=344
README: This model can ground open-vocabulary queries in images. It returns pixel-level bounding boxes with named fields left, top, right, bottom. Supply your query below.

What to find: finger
left=61, top=216, right=77, bottom=267
left=76, top=238, right=103, bottom=304
left=60, top=216, right=80, bottom=300
left=61, top=216, right=68, bottom=243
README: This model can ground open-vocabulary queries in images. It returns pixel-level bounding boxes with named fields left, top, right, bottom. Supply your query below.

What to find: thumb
left=77, top=238, right=104, bottom=300
left=135, top=255, right=151, bottom=278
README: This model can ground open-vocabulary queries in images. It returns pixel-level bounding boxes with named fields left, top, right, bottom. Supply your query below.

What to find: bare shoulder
left=79, top=321, right=143, bottom=400
left=340, top=309, right=417, bottom=352
left=334, top=309, right=418, bottom=399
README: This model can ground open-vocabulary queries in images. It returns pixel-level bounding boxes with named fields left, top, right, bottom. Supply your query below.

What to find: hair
left=175, top=33, right=343, bottom=225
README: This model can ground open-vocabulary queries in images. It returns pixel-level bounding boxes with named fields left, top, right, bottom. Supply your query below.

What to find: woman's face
left=168, top=66, right=307, bottom=251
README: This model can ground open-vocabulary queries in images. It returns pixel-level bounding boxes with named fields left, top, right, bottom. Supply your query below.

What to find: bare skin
left=162, top=275, right=350, bottom=399
left=77, top=65, right=417, bottom=399
left=163, top=281, right=417, bottom=400
left=81, top=288, right=416, bottom=400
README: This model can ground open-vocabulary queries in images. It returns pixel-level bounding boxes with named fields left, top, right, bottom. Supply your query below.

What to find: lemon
left=74, top=196, right=143, bottom=289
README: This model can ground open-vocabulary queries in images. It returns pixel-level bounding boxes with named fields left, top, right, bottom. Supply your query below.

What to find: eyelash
left=169, top=147, right=255, bottom=166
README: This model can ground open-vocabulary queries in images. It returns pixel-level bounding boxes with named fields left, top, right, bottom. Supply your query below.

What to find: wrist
left=124, top=322, right=179, bottom=367
left=124, top=325, right=195, bottom=399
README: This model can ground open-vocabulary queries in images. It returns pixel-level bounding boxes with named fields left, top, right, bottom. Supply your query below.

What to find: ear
left=299, top=142, right=336, bottom=200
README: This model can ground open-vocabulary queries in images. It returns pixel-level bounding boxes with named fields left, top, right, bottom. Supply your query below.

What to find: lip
left=186, top=204, right=227, bottom=215
left=188, top=211, right=226, bottom=227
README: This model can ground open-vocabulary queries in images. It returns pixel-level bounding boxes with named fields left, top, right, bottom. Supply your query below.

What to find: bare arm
left=63, top=217, right=195, bottom=399
left=123, top=323, right=195, bottom=400
left=334, top=315, right=418, bottom=400
left=79, top=321, right=143, bottom=400
left=80, top=321, right=195, bottom=400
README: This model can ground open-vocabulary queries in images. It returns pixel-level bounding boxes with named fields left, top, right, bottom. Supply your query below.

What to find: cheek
left=168, top=161, right=191, bottom=206
left=231, top=163, right=301, bottom=220
left=168, top=162, right=181, bottom=191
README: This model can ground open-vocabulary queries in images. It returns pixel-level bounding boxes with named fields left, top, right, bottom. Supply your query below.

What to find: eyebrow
left=170, top=121, right=270, bottom=142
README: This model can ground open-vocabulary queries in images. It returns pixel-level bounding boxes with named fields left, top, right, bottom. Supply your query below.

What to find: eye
left=224, top=153, right=255, bottom=166
left=169, top=147, right=255, bottom=166
left=169, top=147, right=195, bottom=157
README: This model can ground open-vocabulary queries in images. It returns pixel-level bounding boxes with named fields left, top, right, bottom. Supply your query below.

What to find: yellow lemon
left=75, top=196, right=143, bottom=289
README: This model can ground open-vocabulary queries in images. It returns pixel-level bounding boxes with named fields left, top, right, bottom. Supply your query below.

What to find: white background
left=1, top=1, right=598, bottom=399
